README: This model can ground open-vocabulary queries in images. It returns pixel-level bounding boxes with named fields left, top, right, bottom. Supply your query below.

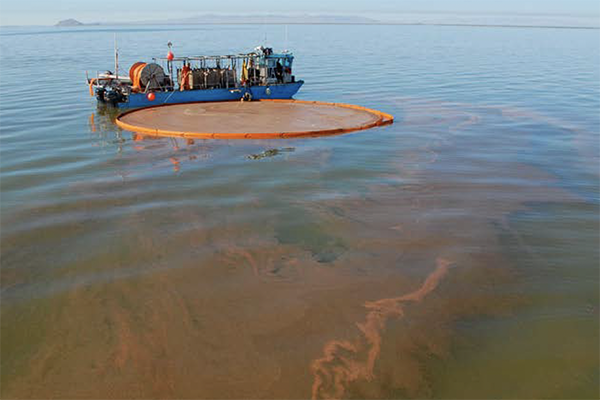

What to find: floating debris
left=247, top=147, right=295, bottom=160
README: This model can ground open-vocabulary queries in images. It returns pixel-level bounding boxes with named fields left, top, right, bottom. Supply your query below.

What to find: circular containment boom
left=115, top=99, right=394, bottom=139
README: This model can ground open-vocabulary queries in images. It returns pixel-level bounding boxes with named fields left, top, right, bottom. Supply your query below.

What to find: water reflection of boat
left=86, top=42, right=303, bottom=108
left=89, top=108, right=218, bottom=173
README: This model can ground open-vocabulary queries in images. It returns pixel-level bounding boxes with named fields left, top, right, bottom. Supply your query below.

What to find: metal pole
left=114, top=33, right=119, bottom=80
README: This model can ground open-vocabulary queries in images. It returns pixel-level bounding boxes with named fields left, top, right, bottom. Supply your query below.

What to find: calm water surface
left=0, top=24, right=598, bottom=399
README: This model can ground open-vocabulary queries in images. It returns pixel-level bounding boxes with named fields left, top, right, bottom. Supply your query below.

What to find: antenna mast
left=114, top=33, right=119, bottom=79
left=263, top=15, right=268, bottom=46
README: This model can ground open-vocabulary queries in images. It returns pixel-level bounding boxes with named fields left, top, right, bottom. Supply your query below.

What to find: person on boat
left=248, top=58, right=260, bottom=85
left=241, top=59, right=249, bottom=85
left=180, top=62, right=191, bottom=91
left=275, top=61, right=284, bottom=83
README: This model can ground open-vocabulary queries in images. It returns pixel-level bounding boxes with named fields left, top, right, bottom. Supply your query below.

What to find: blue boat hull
left=121, top=81, right=304, bottom=108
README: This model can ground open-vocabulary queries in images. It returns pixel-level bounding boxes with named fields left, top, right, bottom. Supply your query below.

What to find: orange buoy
left=147, top=92, right=156, bottom=101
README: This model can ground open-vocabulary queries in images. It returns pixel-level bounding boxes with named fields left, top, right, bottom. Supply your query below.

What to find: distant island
left=55, top=19, right=84, bottom=27
left=56, top=14, right=378, bottom=26
left=52, top=13, right=599, bottom=29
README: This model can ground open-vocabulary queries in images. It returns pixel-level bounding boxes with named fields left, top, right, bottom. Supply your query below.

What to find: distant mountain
left=52, top=13, right=598, bottom=29
left=129, top=14, right=379, bottom=25
left=55, top=19, right=84, bottom=27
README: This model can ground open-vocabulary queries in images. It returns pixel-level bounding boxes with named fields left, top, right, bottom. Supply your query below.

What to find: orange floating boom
left=115, top=99, right=394, bottom=139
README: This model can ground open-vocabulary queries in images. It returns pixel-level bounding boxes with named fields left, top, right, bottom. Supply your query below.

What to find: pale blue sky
left=1, top=0, right=599, bottom=26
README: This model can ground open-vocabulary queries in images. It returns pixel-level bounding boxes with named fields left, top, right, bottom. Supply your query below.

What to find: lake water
left=0, top=24, right=598, bottom=399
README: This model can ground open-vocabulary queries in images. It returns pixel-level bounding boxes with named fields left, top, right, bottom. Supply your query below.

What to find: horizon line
left=2, top=21, right=599, bottom=31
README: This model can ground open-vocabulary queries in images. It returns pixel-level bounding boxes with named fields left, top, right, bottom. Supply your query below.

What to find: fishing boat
left=86, top=43, right=304, bottom=108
